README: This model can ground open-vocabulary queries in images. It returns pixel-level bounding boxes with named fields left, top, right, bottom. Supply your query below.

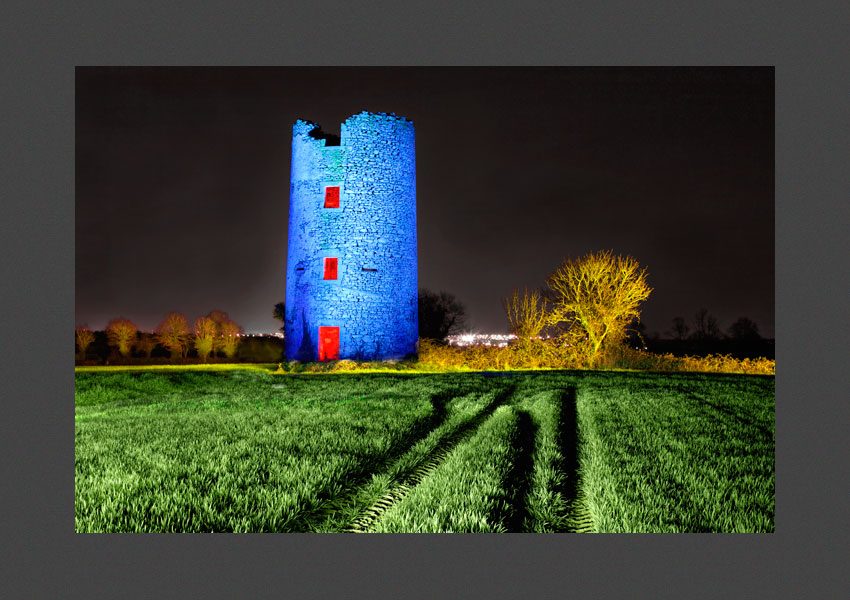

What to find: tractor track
left=557, top=387, right=595, bottom=533
left=347, top=384, right=516, bottom=533
left=290, top=389, right=454, bottom=532
left=563, top=487, right=594, bottom=533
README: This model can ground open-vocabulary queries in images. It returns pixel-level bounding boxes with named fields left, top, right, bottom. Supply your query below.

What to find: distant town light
left=446, top=333, right=517, bottom=347
left=237, top=332, right=285, bottom=338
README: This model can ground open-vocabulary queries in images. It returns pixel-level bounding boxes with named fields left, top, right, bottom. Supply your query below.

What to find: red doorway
left=318, top=326, right=340, bottom=361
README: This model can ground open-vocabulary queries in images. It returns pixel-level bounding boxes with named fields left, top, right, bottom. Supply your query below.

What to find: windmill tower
left=285, top=111, right=418, bottom=361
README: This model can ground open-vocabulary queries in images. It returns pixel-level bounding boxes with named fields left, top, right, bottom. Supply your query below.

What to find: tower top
left=293, top=112, right=414, bottom=146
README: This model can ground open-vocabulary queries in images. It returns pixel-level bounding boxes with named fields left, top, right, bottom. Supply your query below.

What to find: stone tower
left=285, top=111, right=418, bottom=362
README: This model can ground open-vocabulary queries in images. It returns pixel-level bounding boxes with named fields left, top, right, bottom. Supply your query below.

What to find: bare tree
left=547, top=250, right=652, bottom=368
left=75, top=325, right=95, bottom=361
left=193, top=316, right=217, bottom=362
left=418, top=289, right=467, bottom=342
left=503, top=287, right=548, bottom=346
left=668, top=316, right=690, bottom=340
left=155, top=312, right=190, bottom=359
left=105, top=318, right=138, bottom=358
left=692, top=308, right=721, bottom=341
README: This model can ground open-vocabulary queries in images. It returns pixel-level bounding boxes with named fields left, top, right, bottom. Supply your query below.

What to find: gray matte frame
left=2, top=2, right=849, bottom=599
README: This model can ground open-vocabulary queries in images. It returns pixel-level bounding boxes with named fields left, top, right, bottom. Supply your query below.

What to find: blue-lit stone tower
left=285, top=111, right=418, bottom=361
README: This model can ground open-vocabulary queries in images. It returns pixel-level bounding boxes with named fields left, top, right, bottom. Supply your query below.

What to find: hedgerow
left=416, top=339, right=774, bottom=375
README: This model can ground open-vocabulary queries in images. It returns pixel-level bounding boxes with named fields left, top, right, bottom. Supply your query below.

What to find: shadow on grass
left=346, top=382, right=519, bottom=533
left=288, top=389, right=454, bottom=531
left=557, top=387, right=595, bottom=532
left=503, top=409, right=536, bottom=533
left=300, top=382, right=518, bottom=532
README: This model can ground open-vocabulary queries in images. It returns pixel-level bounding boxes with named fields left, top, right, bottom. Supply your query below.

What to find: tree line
left=75, top=310, right=243, bottom=363
left=415, top=250, right=768, bottom=363
left=666, top=309, right=762, bottom=342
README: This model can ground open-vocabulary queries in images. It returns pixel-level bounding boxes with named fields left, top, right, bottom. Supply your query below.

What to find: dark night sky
left=76, top=67, right=774, bottom=337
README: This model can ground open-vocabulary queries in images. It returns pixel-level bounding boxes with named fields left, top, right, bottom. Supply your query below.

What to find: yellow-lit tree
left=219, top=319, right=242, bottom=360
left=503, top=288, right=548, bottom=348
left=155, top=312, right=190, bottom=360
left=193, top=316, right=217, bottom=362
left=206, top=309, right=230, bottom=357
left=75, top=325, right=95, bottom=361
left=547, top=250, right=651, bottom=368
left=105, top=318, right=138, bottom=358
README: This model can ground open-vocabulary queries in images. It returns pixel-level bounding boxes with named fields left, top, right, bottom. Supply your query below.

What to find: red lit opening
left=324, top=186, right=340, bottom=208
left=318, top=326, right=340, bottom=361
left=323, top=257, right=338, bottom=280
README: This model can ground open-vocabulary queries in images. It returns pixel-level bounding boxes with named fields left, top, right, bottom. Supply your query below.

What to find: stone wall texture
left=285, top=111, right=418, bottom=361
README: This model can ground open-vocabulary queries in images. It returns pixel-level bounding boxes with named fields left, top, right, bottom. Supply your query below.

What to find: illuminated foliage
left=547, top=250, right=652, bottom=368
left=155, top=312, right=190, bottom=359
left=75, top=325, right=95, bottom=360
left=193, top=316, right=217, bottom=362
left=105, top=318, right=138, bottom=358
left=205, top=310, right=230, bottom=356
left=608, top=346, right=775, bottom=375
left=503, top=288, right=548, bottom=346
left=219, top=319, right=242, bottom=359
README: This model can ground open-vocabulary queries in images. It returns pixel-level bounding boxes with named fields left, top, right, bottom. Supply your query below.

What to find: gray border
left=2, top=2, right=849, bottom=598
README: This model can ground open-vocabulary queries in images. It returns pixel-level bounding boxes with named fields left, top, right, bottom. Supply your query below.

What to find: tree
left=206, top=309, right=230, bottom=357
left=503, top=287, right=548, bottom=346
left=273, top=302, right=285, bottom=333
left=219, top=319, right=242, bottom=359
left=418, top=289, right=467, bottom=342
left=691, top=308, right=721, bottom=341
left=105, top=318, right=138, bottom=358
left=668, top=316, right=690, bottom=340
left=136, top=332, right=157, bottom=358
left=75, top=325, right=95, bottom=360
left=155, top=312, right=190, bottom=359
left=193, top=316, right=217, bottom=362
left=547, top=250, right=652, bottom=368
left=728, top=316, right=761, bottom=341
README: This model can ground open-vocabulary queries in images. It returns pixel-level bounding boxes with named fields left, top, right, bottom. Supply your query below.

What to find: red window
left=318, top=326, right=340, bottom=361
left=324, top=186, right=340, bottom=208
left=323, top=257, right=338, bottom=280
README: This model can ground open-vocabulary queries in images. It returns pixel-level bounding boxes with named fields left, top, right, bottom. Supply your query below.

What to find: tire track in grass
left=517, top=388, right=590, bottom=533
left=346, top=384, right=517, bottom=533
left=563, top=487, right=595, bottom=533
left=292, top=389, right=454, bottom=531
left=558, top=387, right=595, bottom=533
left=503, top=410, right=536, bottom=532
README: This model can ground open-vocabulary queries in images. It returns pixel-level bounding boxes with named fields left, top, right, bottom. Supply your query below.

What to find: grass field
left=75, top=368, right=774, bottom=533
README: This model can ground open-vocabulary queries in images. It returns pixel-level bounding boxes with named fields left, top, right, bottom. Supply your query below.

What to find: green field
left=75, top=369, right=775, bottom=533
